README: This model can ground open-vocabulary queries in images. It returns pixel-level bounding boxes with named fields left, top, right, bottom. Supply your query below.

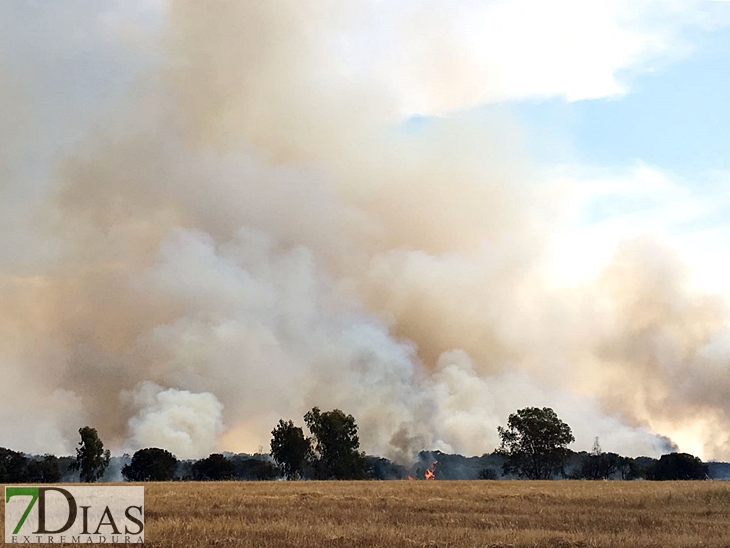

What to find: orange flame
left=425, top=460, right=437, bottom=480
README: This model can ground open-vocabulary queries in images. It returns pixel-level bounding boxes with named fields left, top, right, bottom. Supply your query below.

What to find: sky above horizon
left=398, top=0, right=730, bottom=301
left=4, top=0, right=729, bottom=291
left=493, top=4, right=730, bottom=300
left=3, top=0, right=730, bottom=461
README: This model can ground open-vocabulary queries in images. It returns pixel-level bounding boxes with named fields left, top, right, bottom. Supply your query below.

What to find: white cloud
left=338, top=0, right=728, bottom=114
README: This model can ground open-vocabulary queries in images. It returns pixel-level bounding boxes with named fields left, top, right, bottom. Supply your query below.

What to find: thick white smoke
left=1, top=0, right=729, bottom=461
left=124, top=383, right=224, bottom=459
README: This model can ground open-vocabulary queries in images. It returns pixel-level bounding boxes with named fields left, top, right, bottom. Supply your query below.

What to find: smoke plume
left=1, top=0, right=729, bottom=461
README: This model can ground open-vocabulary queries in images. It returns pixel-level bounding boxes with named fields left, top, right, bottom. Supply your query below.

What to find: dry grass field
left=135, top=480, right=730, bottom=548
left=4, top=480, right=730, bottom=547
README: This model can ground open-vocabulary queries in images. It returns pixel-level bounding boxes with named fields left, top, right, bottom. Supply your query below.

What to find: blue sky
left=513, top=25, right=730, bottom=175
left=447, top=14, right=730, bottom=298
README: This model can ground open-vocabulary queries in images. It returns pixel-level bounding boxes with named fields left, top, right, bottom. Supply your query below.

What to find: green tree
left=270, top=419, right=311, bottom=480
left=617, top=456, right=644, bottom=480
left=230, top=456, right=279, bottom=480
left=122, top=448, right=178, bottom=482
left=26, top=455, right=62, bottom=483
left=497, top=407, right=574, bottom=480
left=192, top=453, right=235, bottom=481
left=0, top=448, right=29, bottom=483
left=646, top=452, right=708, bottom=480
left=575, top=452, right=621, bottom=479
left=70, top=426, right=111, bottom=482
left=304, top=407, right=366, bottom=480
left=574, top=438, right=620, bottom=480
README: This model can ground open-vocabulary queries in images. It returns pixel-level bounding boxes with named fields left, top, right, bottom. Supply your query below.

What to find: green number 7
left=6, top=487, right=39, bottom=534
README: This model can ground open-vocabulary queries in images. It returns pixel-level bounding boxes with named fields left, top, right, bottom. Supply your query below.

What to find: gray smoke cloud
left=1, top=0, right=729, bottom=461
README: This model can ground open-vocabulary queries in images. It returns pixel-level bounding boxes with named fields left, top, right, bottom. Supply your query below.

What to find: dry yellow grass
left=5, top=480, right=730, bottom=547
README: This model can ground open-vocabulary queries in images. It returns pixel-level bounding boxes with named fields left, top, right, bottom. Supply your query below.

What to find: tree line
left=0, top=407, right=713, bottom=483
left=493, top=407, right=708, bottom=481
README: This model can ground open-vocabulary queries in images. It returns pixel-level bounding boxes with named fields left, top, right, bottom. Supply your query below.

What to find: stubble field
left=4, top=480, right=730, bottom=547
left=128, top=480, right=730, bottom=547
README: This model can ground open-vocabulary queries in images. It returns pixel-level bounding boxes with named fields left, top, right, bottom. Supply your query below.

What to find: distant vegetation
left=0, top=406, right=720, bottom=482
left=0, top=448, right=62, bottom=483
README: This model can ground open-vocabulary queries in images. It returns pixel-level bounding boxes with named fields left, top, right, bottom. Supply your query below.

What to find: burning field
left=100, top=481, right=730, bottom=547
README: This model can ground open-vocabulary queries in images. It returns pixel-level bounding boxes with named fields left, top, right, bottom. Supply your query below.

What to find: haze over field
left=2, top=0, right=730, bottom=461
